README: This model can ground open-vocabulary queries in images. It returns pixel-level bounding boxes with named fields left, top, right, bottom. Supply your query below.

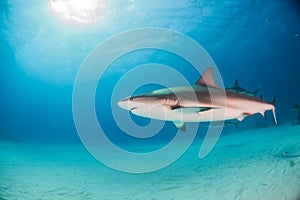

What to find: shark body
left=118, top=68, right=277, bottom=130
left=292, top=102, right=300, bottom=125
left=292, top=102, right=300, bottom=111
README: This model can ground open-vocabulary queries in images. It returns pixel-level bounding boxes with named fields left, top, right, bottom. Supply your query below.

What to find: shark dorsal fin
left=196, top=67, right=219, bottom=88
left=234, top=80, right=239, bottom=87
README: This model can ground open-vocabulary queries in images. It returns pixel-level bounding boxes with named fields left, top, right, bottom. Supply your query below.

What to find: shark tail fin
left=271, top=95, right=277, bottom=126
left=253, top=85, right=261, bottom=96
left=272, top=95, right=278, bottom=126
left=272, top=108, right=278, bottom=126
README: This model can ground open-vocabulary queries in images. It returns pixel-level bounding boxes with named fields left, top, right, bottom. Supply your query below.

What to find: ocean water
left=1, top=0, right=300, bottom=199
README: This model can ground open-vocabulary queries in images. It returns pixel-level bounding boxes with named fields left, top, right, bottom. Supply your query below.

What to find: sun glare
left=50, top=0, right=106, bottom=24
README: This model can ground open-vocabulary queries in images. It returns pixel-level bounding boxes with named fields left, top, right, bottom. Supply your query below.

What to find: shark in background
left=226, top=80, right=261, bottom=97
left=292, top=102, right=300, bottom=111
left=118, top=68, right=277, bottom=131
left=292, top=102, right=300, bottom=125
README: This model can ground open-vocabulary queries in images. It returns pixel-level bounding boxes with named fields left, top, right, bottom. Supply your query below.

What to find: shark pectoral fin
left=172, top=106, right=212, bottom=113
left=171, top=105, right=180, bottom=110
left=173, top=121, right=186, bottom=131
left=198, top=107, right=212, bottom=112
left=197, top=107, right=214, bottom=116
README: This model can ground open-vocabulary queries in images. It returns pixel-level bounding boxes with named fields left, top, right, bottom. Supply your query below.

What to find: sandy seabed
left=1, top=125, right=300, bottom=200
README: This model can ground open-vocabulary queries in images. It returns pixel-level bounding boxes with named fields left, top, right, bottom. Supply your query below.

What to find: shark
left=292, top=102, right=300, bottom=111
left=117, top=68, right=277, bottom=131
left=292, top=102, right=300, bottom=125
left=226, top=80, right=261, bottom=97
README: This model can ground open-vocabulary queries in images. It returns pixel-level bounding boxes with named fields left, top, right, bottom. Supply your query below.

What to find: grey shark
left=226, top=80, right=261, bottom=97
left=292, top=102, right=300, bottom=125
left=118, top=68, right=277, bottom=131
left=292, top=102, right=300, bottom=111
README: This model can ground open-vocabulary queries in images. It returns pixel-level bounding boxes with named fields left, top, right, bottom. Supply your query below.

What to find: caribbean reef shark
left=292, top=102, right=300, bottom=111
left=292, top=102, right=300, bottom=125
left=226, top=80, right=261, bottom=97
left=118, top=68, right=277, bottom=131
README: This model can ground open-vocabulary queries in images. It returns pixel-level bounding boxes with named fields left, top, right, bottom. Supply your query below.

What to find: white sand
left=1, top=125, right=300, bottom=200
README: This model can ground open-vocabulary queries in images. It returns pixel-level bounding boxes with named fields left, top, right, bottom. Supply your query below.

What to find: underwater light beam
left=50, top=0, right=106, bottom=23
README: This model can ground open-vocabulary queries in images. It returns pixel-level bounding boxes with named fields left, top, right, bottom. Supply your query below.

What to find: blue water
left=1, top=0, right=300, bottom=199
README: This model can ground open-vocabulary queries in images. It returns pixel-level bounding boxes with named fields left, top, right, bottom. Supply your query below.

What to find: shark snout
left=117, top=95, right=157, bottom=111
left=117, top=97, right=133, bottom=110
left=117, top=96, right=144, bottom=110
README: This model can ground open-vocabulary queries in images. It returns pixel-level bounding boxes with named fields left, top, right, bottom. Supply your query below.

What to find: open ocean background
left=1, top=1, right=300, bottom=199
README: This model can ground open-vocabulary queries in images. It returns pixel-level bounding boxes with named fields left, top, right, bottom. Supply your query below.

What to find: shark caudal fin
left=271, top=95, right=277, bottom=126
left=272, top=108, right=278, bottom=126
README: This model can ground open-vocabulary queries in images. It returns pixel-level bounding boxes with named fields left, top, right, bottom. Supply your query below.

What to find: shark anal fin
left=196, top=67, right=220, bottom=88
left=259, top=111, right=266, bottom=118
left=173, top=121, right=186, bottom=131
left=237, top=116, right=246, bottom=122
